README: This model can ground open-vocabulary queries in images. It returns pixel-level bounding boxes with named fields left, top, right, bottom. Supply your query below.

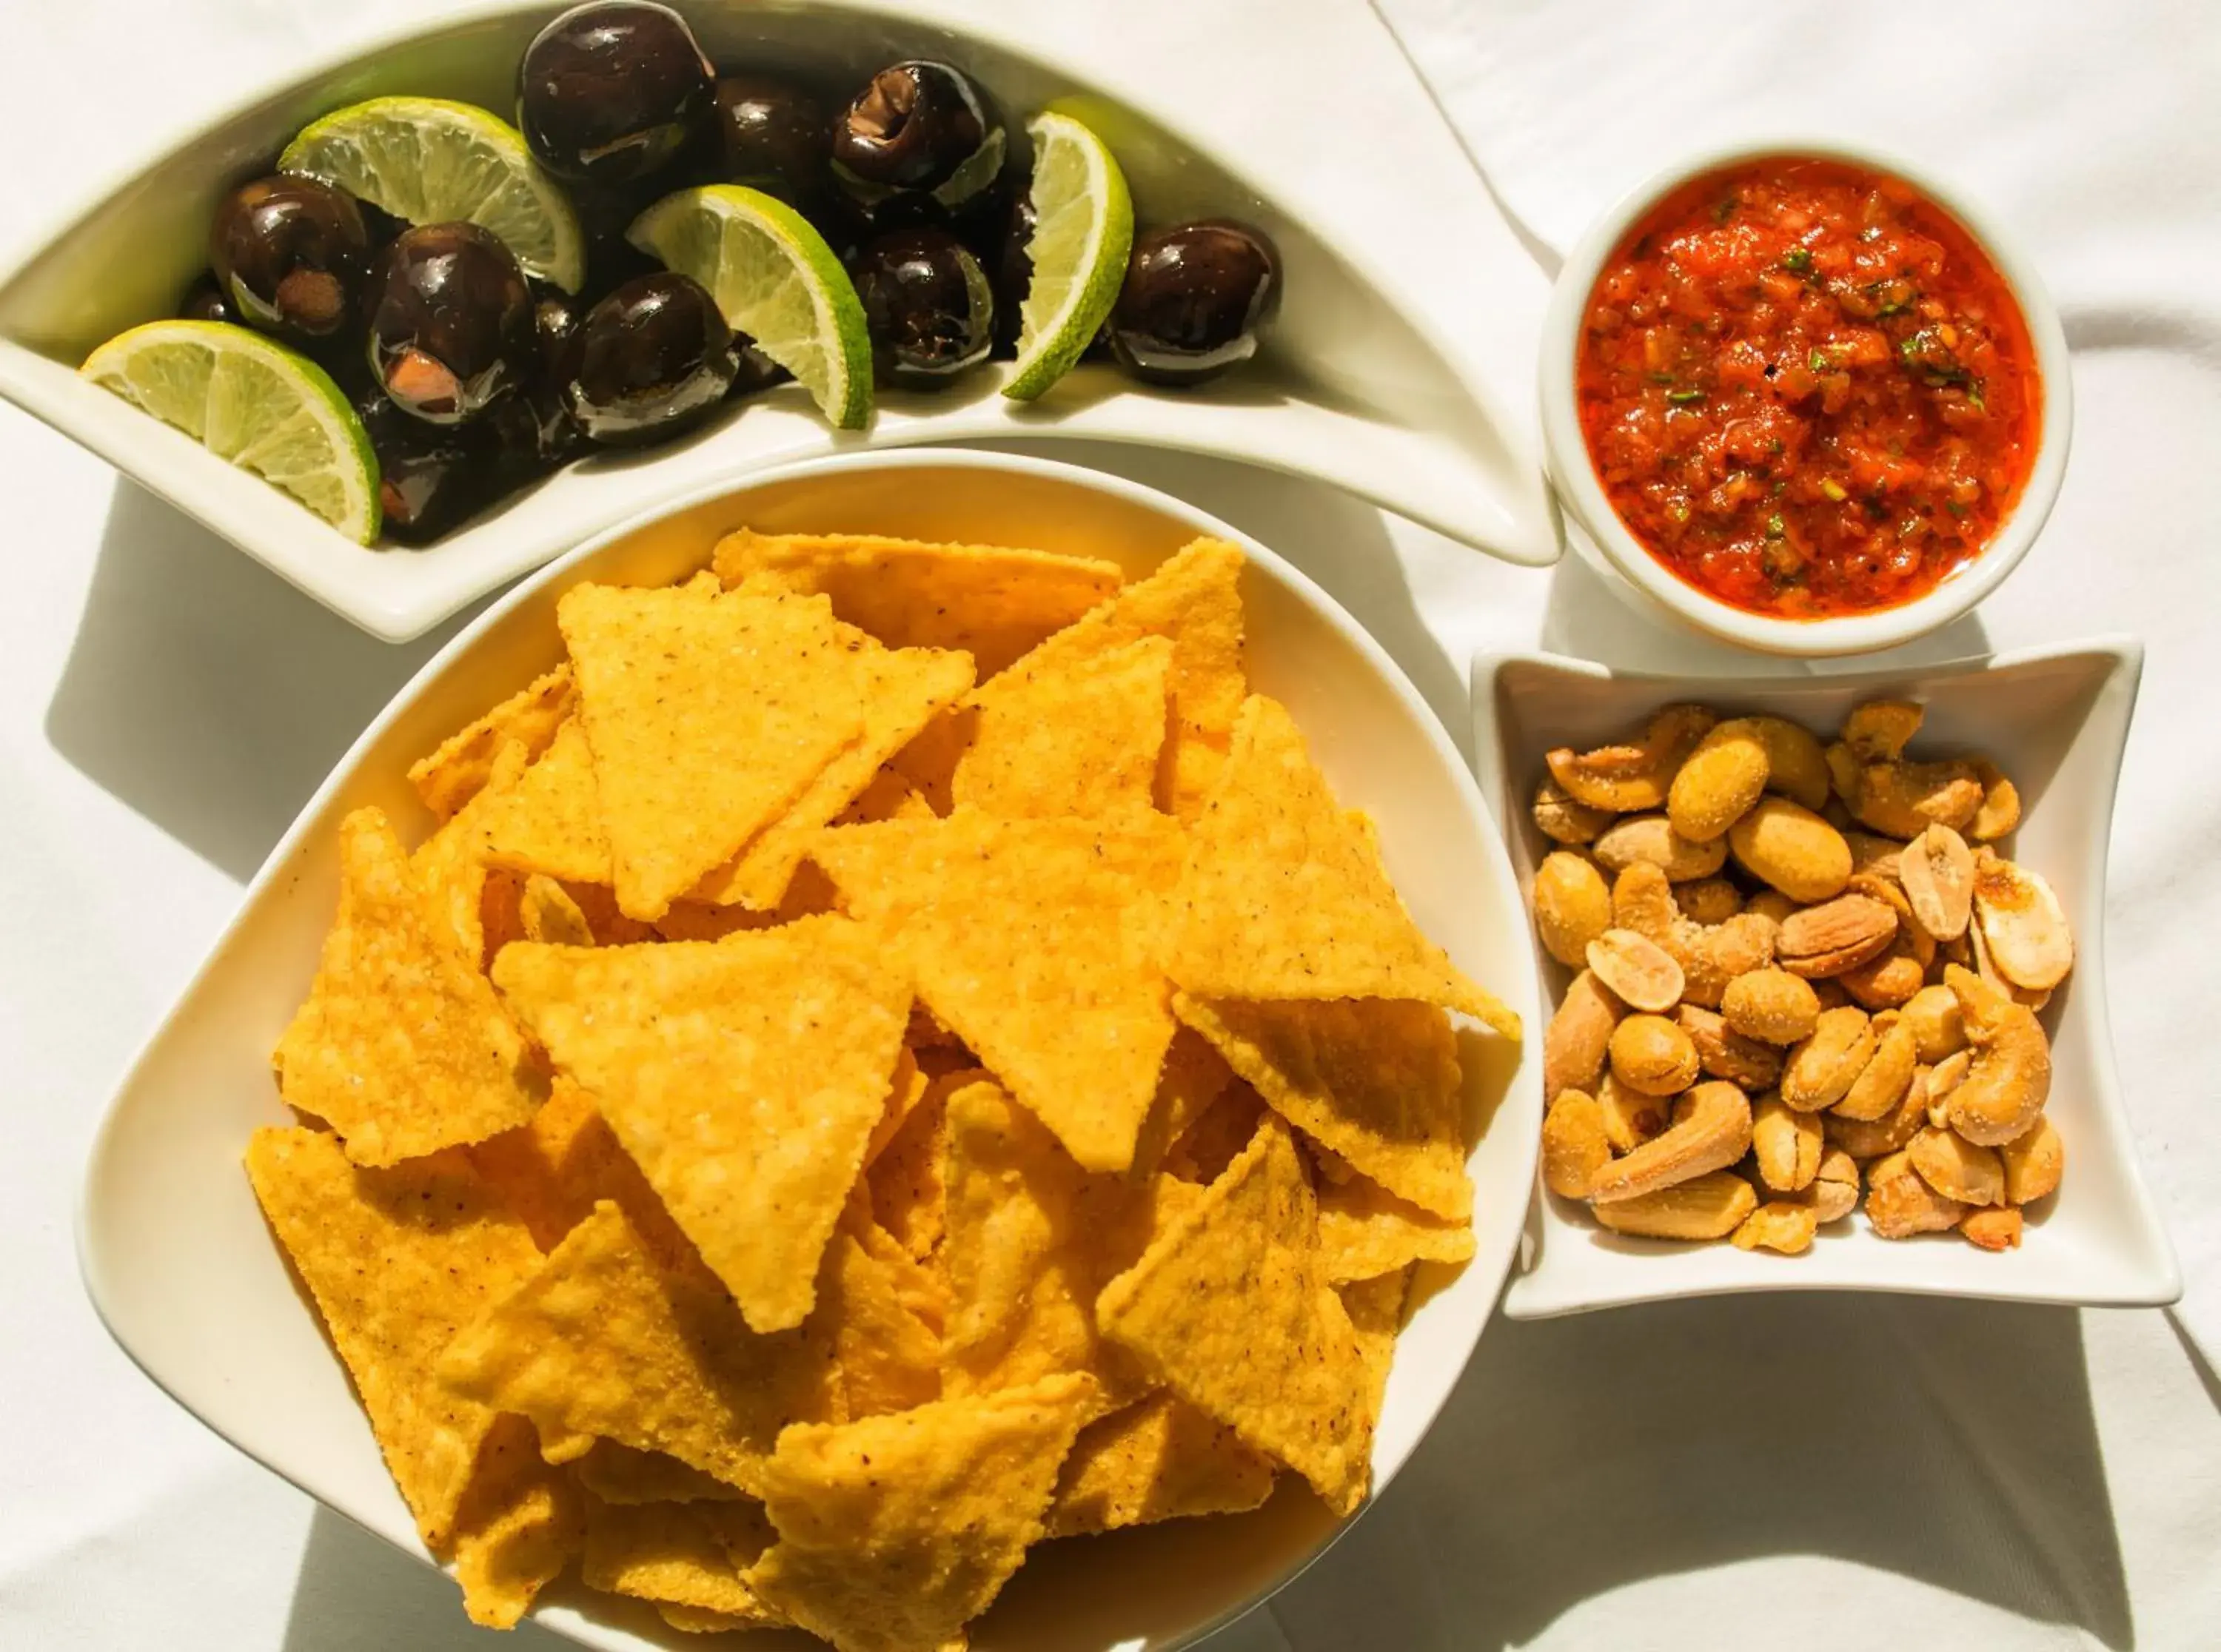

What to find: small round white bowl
left=1538, top=138, right=2072, bottom=658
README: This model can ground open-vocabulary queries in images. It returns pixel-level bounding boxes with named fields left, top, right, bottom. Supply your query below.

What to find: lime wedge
left=82, top=320, right=381, bottom=543
left=281, top=96, right=586, bottom=292
left=628, top=185, right=873, bottom=430
left=1005, top=112, right=1133, bottom=402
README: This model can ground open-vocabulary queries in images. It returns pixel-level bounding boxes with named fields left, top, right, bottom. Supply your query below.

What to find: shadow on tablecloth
left=282, top=1508, right=567, bottom=1651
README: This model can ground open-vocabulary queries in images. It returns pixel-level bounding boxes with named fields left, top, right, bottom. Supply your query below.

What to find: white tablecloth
left=2, top=1, right=2217, bottom=1648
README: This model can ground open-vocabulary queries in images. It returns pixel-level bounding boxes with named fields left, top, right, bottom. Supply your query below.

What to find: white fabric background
left=1, top=1, right=2216, bottom=1648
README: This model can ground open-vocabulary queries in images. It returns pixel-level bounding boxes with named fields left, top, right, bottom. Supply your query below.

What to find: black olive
left=365, top=222, right=535, bottom=423
left=517, top=1, right=714, bottom=187
left=1108, top=220, right=1281, bottom=387
left=208, top=175, right=372, bottom=343
left=850, top=228, right=993, bottom=390
left=988, top=185, right=1034, bottom=355
left=178, top=274, right=236, bottom=325
left=560, top=271, right=737, bottom=445
left=730, top=332, right=790, bottom=399
left=519, top=293, right=591, bottom=466
left=713, top=74, right=831, bottom=207
left=355, top=385, right=502, bottom=542
left=830, top=61, right=1002, bottom=208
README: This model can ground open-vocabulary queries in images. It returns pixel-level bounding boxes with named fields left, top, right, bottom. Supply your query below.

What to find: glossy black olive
left=355, top=386, right=501, bottom=542
left=208, top=175, right=371, bottom=343
left=830, top=61, right=1002, bottom=208
left=730, top=332, right=791, bottom=399
left=850, top=228, right=994, bottom=389
left=988, top=185, right=1034, bottom=355
left=517, top=1, right=714, bottom=187
left=713, top=74, right=831, bottom=206
left=560, top=271, right=737, bottom=445
left=1107, top=220, right=1281, bottom=387
left=520, top=293, right=591, bottom=466
left=178, top=274, right=236, bottom=326
left=365, top=222, right=535, bottom=423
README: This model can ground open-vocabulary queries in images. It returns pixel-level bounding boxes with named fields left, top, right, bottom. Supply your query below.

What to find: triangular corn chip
left=413, top=741, right=531, bottom=966
left=558, top=582, right=868, bottom=920
left=811, top=810, right=1184, bottom=1173
left=1336, top=1264, right=1408, bottom=1434
left=409, top=664, right=574, bottom=820
left=475, top=718, right=612, bottom=886
left=467, top=1075, right=697, bottom=1272
left=1129, top=1025, right=1236, bottom=1179
left=1165, top=696, right=1518, bottom=1034
left=823, top=1229, right=942, bottom=1418
left=438, top=1202, right=840, bottom=1495
left=517, top=873, right=594, bottom=947
left=244, top=1127, right=543, bottom=1551
left=747, top=1371, right=1099, bottom=1652
left=1045, top=1391, right=1276, bottom=1539
left=573, top=1439, right=750, bottom=1505
left=952, top=634, right=1173, bottom=819
left=447, top=1412, right=584, bottom=1628
left=712, top=528, right=1122, bottom=676
left=1315, top=1171, right=1476, bottom=1282
left=1096, top=1114, right=1373, bottom=1514
left=582, top=1497, right=783, bottom=1626
left=1173, top=992, right=1472, bottom=1222
left=865, top=1066, right=955, bottom=1260
left=274, top=808, right=540, bottom=1166
left=492, top=918, right=911, bottom=1331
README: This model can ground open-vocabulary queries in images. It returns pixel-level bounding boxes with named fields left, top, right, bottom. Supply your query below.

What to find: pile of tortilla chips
left=249, top=526, right=1519, bottom=1648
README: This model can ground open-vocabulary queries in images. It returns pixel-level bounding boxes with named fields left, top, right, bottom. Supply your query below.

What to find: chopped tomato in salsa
left=1576, top=158, right=2040, bottom=619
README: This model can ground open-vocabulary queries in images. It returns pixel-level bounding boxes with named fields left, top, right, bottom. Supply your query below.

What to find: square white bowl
left=1471, top=642, right=2179, bottom=1320
left=78, top=449, right=1541, bottom=1650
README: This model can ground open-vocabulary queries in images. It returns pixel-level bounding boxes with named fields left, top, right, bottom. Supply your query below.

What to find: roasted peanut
left=1612, top=862, right=1774, bottom=1008
left=1751, top=1093, right=1823, bottom=1192
left=1941, top=964, right=2051, bottom=1146
left=1533, top=779, right=1614, bottom=845
left=1776, top=894, right=1898, bottom=978
left=1722, top=967, right=1821, bottom=1045
left=1900, top=983, right=1968, bottom=1063
left=1806, top=1147, right=1861, bottom=1222
left=1609, top=1013, right=1701, bottom=1096
left=1824, top=740, right=1863, bottom=808
left=1781, top=1006, right=1875, bottom=1112
left=1592, top=1170, right=1757, bottom=1240
left=1732, top=1201, right=1819, bottom=1255
left=1544, top=969, right=1624, bottom=1101
left=1865, top=1148, right=1969, bottom=1238
left=1747, top=715, right=1832, bottom=812
left=1843, top=699, right=1923, bottom=763
left=1999, top=1116, right=2064, bottom=1205
left=1840, top=942, right=1927, bottom=1010
left=1826, top=1067, right=1929, bottom=1159
left=1729, top=796, right=1853, bottom=903
left=1907, top=1126, right=2006, bottom=1206
left=1678, top=1004, right=1783, bottom=1090
left=1743, top=889, right=1799, bottom=927
left=1969, top=758, right=2020, bottom=842
left=1809, top=976, right=1852, bottom=1009
left=1541, top=1090, right=1612, bottom=1198
left=1835, top=1017, right=1919, bottom=1122
left=1960, top=1206, right=2023, bottom=1251
left=1844, top=830, right=1912, bottom=886
left=1546, top=705, right=1715, bottom=812
left=1595, top=1071, right=1673, bottom=1152
left=1592, top=813, right=1727, bottom=881
left=1855, top=758, right=1984, bottom=838
left=1924, top=1050, right=1972, bottom=1126
left=1533, top=850, right=1613, bottom=968
left=1586, top=929, right=1685, bottom=1013
left=1900, top=822, right=1975, bottom=941
left=1675, top=877, right=1743, bottom=925
left=1588, top=1081, right=1753, bottom=1204
left=1971, top=852, right=2074, bottom=991
left=1668, top=719, right=1771, bottom=842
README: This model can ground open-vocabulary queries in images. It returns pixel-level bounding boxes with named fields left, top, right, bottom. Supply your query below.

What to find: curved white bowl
left=0, top=0, right=1557, bottom=642
left=1537, top=136, right=2071, bottom=658
left=78, top=449, right=1542, bottom=1651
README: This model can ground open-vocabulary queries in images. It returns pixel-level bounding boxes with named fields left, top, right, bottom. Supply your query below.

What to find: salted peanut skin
left=1732, top=1201, right=1818, bottom=1255
left=1751, top=1094, right=1822, bottom=1192
left=1608, top=1014, right=1701, bottom=1097
left=1533, top=850, right=1612, bottom=968
left=1721, top=968, right=1821, bottom=1046
left=1667, top=720, right=1771, bottom=843
left=1592, top=1171, right=1756, bottom=1240
left=1907, top=1126, right=2006, bottom=1206
left=2000, top=1116, right=2064, bottom=1204
left=1593, top=814, right=1727, bottom=882
left=1729, top=797, right=1853, bottom=904
left=1781, top=1007, right=1875, bottom=1112
left=1587, top=1081, right=1754, bottom=1205
left=1541, top=1090, right=1612, bottom=1198
left=1544, top=969, right=1624, bottom=1101
left=1865, top=1149, right=1969, bottom=1238
left=1533, top=780, right=1613, bottom=845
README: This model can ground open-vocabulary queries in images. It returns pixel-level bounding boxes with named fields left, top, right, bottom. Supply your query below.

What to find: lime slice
left=1005, top=112, right=1134, bottom=402
left=629, top=185, right=873, bottom=430
left=281, top=96, right=586, bottom=292
left=81, top=320, right=380, bottom=543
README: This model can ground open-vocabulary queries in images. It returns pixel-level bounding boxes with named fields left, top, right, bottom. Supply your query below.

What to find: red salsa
left=1575, top=158, right=2040, bottom=618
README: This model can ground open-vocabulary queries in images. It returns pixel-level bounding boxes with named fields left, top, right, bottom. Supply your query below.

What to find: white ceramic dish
left=1471, top=643, right=2178, bottom=1320
left=78, top=449, right=1541, bottom=1650
left=1536, top=137, right=2071, bottom=658
left=0, top=0, right=1556, bottom=643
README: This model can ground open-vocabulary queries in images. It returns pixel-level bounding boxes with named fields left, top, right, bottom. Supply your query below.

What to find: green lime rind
left=81, top=320, right=381, bottom=544
left=281, top=95, right=586, bottom=292
left=1005, top=111, right=1134, bottom=402
left=629, top=184, right=874, bottom=430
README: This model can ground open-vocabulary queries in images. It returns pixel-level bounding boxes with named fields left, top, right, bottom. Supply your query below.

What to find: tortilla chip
left=654, top=862, right=837, bottom=940
left=883, top=706, right=976, bottom=815
left=244, top=1127, right=543, bottom=1551
left=274, top=808, right=541, bottom=1166
left=573, top=1439, right=751, bottom=1505
left=748, top=1371, right=1099, bottom=1652
left=863, top=1047, right=930, bottom=1171
left=449, top=1412, right=585, bottom=1628
left=952, top=634, right=1173, bottom=819
left=865, top=1069, right=953, bottom=1260
left=558, top=582, right=868, bottom=920
left=1096, top=1114, right=1373, bottom=1514
left=1336, top=1265, right=1407, bottom=1428
left=1316, top=1173, right=1475, bottom=1283
left=1165, top=696, right=1518, bottom=1035
left=1173, top=993, right=1473, bottom=1223
left=1162, top=1078, right=1267, bottom=1186
left=468, top=1075, right=697, bottom=1271
left=824, top=1229, right=942, bottom=1417
left=475, top=718, right=613, bottom=887
left=413, top=741, right=531, bottom=967
left=582, top=1497, right=783, bottom=1626
left=811, top=810, right=1185, bottom=1173
left=840, top=765, right=936, bottom=825
left=494, top=919, right=911, bottom=1332
left=712, top=528, right=1123, bottom=677
left=691, top=640, right=975, bottom=910
left=849, top=1213, right=950, bottom=1337
left=518, top=873, right=594, bottom=947
left=660, top=1605, right=757, bottom=1633
left=438, top=1201, right=840, bottom=1495
left=1045, top=1391, right=1276, bottom=1539
left=1133, top=1030, right=1238, bottom=1179
left=409, top=665, right=575, bottom=821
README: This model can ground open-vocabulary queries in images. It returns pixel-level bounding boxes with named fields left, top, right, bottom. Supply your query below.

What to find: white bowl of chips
left=81, top=448, right=1539, bottom=1651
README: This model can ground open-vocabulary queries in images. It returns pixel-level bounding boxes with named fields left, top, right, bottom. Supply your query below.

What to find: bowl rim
left=77, top=443, right=1539, bottom=1649
left=1535, top=135, right=2074, bottom=659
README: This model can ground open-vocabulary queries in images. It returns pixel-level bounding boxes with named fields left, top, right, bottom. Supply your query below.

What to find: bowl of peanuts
left=1472, top=639, right=2179, bottom=1317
